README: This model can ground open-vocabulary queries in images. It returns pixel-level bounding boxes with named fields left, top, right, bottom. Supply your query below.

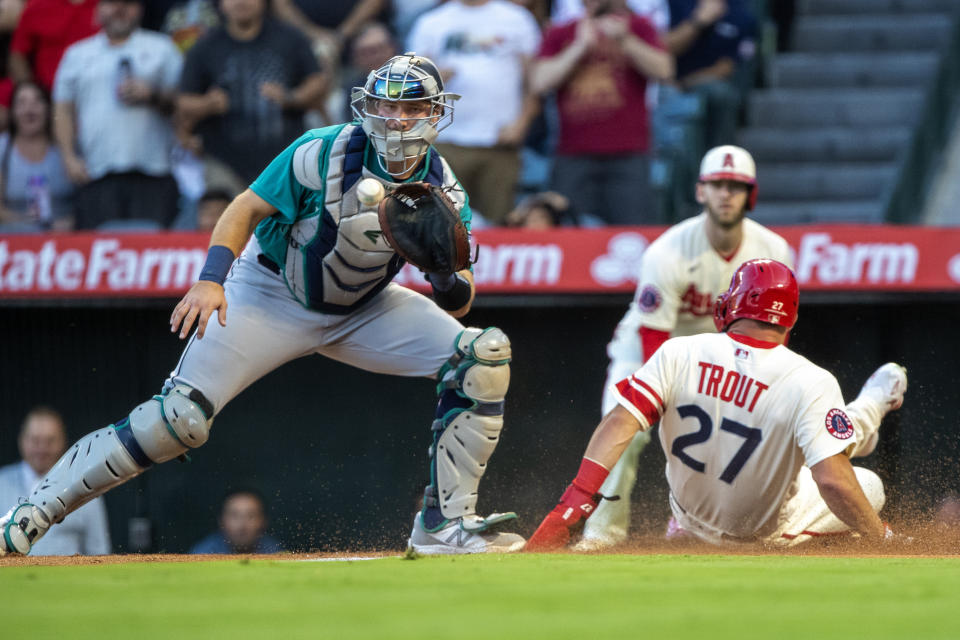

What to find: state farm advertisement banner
left=1, top=226, right=959, bottom=298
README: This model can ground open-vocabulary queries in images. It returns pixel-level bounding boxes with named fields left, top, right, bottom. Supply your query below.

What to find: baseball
left=357, top=178, right=386, bottom=206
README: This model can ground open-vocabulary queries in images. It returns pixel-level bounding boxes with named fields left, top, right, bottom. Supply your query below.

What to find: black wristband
left=198, top=245, right=235, bottom=285
left=431, top=272, right=472, bottom=311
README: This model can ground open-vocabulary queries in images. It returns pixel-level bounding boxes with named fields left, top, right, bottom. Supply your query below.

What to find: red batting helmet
left=699, top=145, right=758, bottom=210
left=713, top=259, right=799, bottom=332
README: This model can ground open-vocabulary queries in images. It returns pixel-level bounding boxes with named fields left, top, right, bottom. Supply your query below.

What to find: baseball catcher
left=1, top=54, right=524, bottom=556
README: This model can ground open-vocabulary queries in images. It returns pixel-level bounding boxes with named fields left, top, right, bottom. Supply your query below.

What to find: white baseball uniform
left=611, top=331, right=885, bottom=546
left=603, top=213, right=792, bottom=413
left=583, top=213, right=794, bottom=545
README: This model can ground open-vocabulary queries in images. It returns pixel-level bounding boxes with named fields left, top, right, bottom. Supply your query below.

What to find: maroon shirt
left=538, top=13, right=663, bottom=155
left=11, top=0, right=99, bottom=93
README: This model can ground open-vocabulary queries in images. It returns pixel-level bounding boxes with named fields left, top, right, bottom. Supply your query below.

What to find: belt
left=257, top=253, right=280, bottom=275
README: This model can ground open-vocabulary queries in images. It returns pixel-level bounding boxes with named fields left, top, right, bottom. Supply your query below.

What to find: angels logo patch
left=638, top=285, right=662, bottom=312
left=825, top=408, right=854, bottom=440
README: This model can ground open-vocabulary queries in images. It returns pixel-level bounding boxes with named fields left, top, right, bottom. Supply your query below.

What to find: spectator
left=190, top=489, right=283, bottom=554
left=142, top=0, right=183, bottom=31
left=504, top=191, right=575, bottom=229
left=552, top=0, right=669, bottom=31
left=663, top=0, right=757, bottom=148
left=196, top=188, right=232, bottom=231
left=8, top=0, right=98, bottom=94
left=178, top=0, right=326, bottom=192
left=53, top=0, right=183, bottom=230
left=408, top=0, right=542, bottom=224
left=0, top=407, right=111, bottom=556
left=339, top=21, right=398, bottom=121
left=0, top=0, right=26, bottom=130
left=531, top=0, right=673, bottom=225
left=392, top=0, right=439, bottom=45
left=0, top=81, right=73, bottom=230
left=273, top=0, right=388, bottom=62
left=162, top=0, right=221, bottom=53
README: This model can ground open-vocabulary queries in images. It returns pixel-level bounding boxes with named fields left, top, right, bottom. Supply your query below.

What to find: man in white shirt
left=407, top=0, right=541, bottom=224
left=528, top=259, right=906, bottom=550
left=53, top=0, right=183, bottom=229
left=0, top=407, right=111, bottom=555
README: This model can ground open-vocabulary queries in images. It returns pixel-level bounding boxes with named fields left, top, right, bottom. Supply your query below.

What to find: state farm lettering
left=0, top=241, right=85, bottom=290
left=795, top=233, right=918, bottom=285
left=0, top=239, right=205, bottom=293
left=0, top=226, right=957, bottom=298
left=473, top=244, right=562, bottom=285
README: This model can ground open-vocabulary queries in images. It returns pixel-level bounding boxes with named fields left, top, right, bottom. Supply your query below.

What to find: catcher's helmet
left=351, top=53, right=460, bottom=177
left=699, top=145, right=758, bottom=210
left=713, top=259, right=799, bottom=332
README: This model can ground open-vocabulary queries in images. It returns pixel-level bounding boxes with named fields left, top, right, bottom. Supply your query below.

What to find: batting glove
left=526, top=458, right=610, bottom=551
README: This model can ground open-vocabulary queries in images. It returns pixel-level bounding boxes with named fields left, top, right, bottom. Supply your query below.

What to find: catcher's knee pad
left=428, top=327, right=511, bottom=519
left=26, top=385, right=213, bottom=528
left=124, top=384, right=214, bottom=464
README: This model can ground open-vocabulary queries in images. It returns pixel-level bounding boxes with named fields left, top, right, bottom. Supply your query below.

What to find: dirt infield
left=2, top=524, right=955, bottom=566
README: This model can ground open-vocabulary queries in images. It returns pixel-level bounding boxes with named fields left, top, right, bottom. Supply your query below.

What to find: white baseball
left=357, top=178, right=386, bottom=206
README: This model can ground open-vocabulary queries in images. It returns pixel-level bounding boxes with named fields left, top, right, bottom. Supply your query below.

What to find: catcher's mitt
left=377, top=182, right=471, bottom=273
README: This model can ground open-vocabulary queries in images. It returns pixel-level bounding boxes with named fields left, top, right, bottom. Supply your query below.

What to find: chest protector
left=283, top=125, right=450, bottom=314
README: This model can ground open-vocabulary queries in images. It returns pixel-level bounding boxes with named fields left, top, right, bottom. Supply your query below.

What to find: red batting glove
left=526, top=458, right=609, bottom=552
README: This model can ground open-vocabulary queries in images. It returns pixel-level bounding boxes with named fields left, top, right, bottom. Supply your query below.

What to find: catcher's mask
left=351, top=53, right=460, bottom=177
left=698, top=145, right=758, bottom=210
left=714, top=259, right=799, bottom=332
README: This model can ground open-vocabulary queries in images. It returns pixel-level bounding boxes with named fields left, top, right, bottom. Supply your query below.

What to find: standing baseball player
left=528, top=259, right=907, bottom=550
left=0, top=54, right=524, bottom=556
left=582, top=145, right=905, bottom=548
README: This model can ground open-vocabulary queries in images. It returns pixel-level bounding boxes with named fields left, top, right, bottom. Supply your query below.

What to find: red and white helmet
left=699, top=145, right=758, bottom=210
left=713, top=259, right=799, bottom=332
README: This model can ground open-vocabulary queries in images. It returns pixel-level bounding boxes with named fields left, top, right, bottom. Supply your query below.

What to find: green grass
left=3, top=554, right=959, bottom=639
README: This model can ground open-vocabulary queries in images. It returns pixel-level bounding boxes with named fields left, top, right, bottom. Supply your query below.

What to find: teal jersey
left=248, top=124, right=471, bottom=313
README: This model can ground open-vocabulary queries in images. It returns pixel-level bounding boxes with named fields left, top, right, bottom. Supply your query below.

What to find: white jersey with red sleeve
left=610, top=331, right=856, bottom=540
left=602, top=214, right=791, bottom=414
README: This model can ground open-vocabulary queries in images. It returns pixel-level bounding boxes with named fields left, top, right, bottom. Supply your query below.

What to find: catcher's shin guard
left=1, top=385, right=213, bottom=555
left=423, top=328, right=511, bottom=525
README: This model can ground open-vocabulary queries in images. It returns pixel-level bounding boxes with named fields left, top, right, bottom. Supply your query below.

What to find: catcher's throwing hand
left=377, top=182, right=471, bottom=274
left=170, top=281, right=228, bottom=339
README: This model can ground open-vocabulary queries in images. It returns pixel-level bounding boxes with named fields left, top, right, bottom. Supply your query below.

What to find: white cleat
left=572, top=534, right=622, bottom=552
left=407, top=513, right=525, bottom=555
left=858, top=363, right=908, bottom=415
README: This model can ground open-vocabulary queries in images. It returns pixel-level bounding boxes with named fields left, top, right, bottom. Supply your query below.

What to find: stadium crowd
left=0, top=0, right=772, bottom=235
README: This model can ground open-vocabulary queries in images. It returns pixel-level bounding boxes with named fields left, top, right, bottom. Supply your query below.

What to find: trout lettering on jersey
left=696, top=361, right=769, bottom=412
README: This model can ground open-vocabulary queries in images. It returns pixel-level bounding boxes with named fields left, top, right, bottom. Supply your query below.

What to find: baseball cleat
left=407, top=513, right=525, bottom=555
left=1, top=503, right=51, bottom=556
left=572, top=534, right=622, bottom=552
left=857, top=363, right=908, bottom=415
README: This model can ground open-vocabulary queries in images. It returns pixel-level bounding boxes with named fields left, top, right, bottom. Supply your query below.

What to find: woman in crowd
left=0, top=81, right=73, bottom=230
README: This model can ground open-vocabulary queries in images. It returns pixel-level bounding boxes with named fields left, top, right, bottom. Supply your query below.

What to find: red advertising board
left=1, top=226, right=959, bottom=298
